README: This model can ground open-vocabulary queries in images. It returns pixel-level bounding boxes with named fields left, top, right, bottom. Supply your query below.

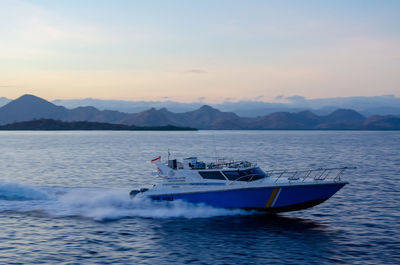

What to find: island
left=0, top=119, right=197, bottom=131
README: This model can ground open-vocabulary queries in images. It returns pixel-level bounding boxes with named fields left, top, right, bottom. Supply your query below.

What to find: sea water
left=0, top=131, right=399, bottom=264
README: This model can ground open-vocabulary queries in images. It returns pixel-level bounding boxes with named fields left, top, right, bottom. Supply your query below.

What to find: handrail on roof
left=264, top=166, right=357, bottom=174
left=267, top=166, right=356, bottom=183
left=227, top=173, right=266, bottom=184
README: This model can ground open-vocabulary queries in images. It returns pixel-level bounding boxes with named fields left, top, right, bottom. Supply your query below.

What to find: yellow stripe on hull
left=265, top=188, right=279, bottom=208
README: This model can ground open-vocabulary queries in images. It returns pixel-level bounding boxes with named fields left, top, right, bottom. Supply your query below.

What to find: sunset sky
left=0, top=0, right=399, bottom=102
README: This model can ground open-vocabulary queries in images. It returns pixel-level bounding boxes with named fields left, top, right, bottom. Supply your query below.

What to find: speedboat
left=130, top=157, right=355, bottom=213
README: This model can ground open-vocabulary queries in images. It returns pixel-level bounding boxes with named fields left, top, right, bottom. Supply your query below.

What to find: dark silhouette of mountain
left=118, top=105, right=240, bottom=129
left=120, top=107, right=181, bottom=127
left=0, top=119, right=196, bottom=131
left=253, top=111, right=321, bottom=129
left=316, top=109, right=366, bottom=129
left=1, top=94, right=400, bottom=130
left=363, top=115, right=400, bottom=130
left=323, top=109, right=365, bottom=123
left=52, top=95, right=400, bottom=117
left=0, top=94, right=68, bottom=125
left=180, top=105, right=240, bottom=129
left=0, top=94, right=129, bottom=125
left=65, top=106, right=127, bottom=124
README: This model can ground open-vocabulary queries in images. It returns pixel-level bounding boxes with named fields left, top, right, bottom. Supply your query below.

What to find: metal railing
left=226, top=174, right=266, bottom=184
left=264, top=167, right=357, bottom=183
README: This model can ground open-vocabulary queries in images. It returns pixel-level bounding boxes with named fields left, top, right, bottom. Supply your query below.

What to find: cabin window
left=222, top=171, right=241, bottom=181
left=199, top=171, right=226, bottom=180
left=223, top=167, right=266, bottom=181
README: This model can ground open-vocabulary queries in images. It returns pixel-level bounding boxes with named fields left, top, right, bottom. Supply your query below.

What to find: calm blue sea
left=0, top=131, right=399, bottom=264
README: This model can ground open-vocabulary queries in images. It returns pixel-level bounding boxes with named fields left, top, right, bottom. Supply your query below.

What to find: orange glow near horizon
left=0, top=1, right=399, bottom=102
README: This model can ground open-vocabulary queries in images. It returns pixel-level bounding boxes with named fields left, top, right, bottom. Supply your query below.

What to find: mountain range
left=0, top=94, right=399, bottom=130
left=51, top=95, right=400, bottom=117
left=3, top=95, right=400, bottom=117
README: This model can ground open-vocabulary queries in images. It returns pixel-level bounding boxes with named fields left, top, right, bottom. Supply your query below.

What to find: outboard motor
left=129, top=190, right=140, bottom=198
left=130, top=188, right=149, bottom=198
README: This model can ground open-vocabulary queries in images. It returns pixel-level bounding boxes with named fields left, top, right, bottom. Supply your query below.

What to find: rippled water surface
left=0, top=131, right=399, bottom=264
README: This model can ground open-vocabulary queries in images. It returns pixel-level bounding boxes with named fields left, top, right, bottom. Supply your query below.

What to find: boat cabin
left=166, top=157, right=268, bottom=182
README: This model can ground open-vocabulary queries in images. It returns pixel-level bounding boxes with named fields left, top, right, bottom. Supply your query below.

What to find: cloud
left=286, top=95, right=306, bottom=103
left=224, top=97, right=236, bottom=102
left=184, top=69, right=207, bottom=74
left=253, top=95, right=264, bottom=101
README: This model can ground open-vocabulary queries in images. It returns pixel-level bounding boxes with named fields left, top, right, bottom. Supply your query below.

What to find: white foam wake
left=0, top=183, right=53, bottom=201
left=0, top=183, right=253, bottom=221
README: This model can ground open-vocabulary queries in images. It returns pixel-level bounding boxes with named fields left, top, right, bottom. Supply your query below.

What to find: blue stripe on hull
left=273, top=183, right=346, bottom=208
left=150, top=183, right=346, bottom=210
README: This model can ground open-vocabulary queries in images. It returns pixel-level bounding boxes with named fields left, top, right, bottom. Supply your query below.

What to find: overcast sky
left=0, top=0, right=399, bottom=102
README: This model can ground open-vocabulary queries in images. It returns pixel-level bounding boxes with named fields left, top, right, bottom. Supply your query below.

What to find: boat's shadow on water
left=230, top=213, right=323, bottom=231
left=198, top=213, right=329, bottom=233
left=144, top=213, right=341, bottom=263
left=149, top=213, right=337, bottom=240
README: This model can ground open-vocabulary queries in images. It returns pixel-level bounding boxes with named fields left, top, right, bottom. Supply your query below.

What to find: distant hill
left=363, top=115, right=400, bottom=130
left=252, top=111, right=321, bottom=130
left=1, top=94, right=400, bottom=130
left=0, top=119, right=196, bottom=131
left=0, top=94, right=128, bottom=125
left=316, top=109, right=366, bottom=129
left=52, top=95, right=400, bottom=117
left=0, top=94, right=67, bottom=124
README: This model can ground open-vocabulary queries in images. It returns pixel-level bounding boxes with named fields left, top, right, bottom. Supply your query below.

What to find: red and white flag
left=151, top=156, right=161, bottom=163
